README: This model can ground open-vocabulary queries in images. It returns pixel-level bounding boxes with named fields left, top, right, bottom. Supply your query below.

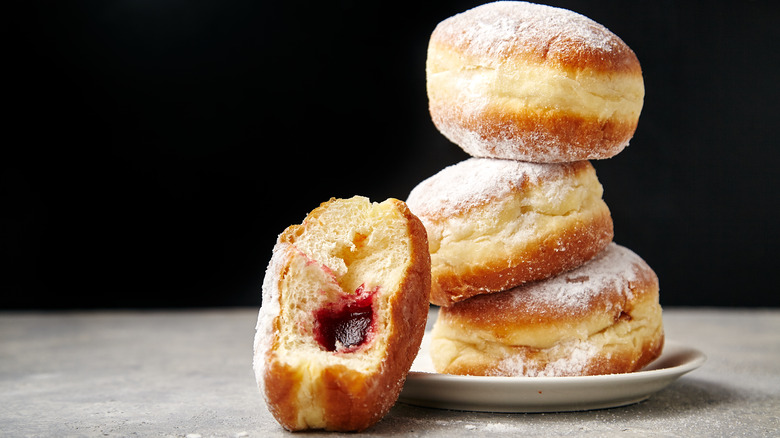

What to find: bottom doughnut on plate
left=399, top=331, right=705, bottom=413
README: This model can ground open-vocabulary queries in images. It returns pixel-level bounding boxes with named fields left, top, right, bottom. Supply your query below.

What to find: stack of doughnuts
left=406, top=1, right=664, bottom=377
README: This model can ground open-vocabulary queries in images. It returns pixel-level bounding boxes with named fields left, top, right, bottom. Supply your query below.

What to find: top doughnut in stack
left=425, top=0, right=645, bottom=163
left=406, top=1, right=663, bottom=377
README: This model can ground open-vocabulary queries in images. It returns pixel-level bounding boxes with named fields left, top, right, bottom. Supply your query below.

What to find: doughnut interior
left=430, top=243, right=664, bottom=377
left=254, top=196, right=430, bottom=431
left=426, top=1, right=645, bottom=162
left=406, top=158, right=613, bottom=306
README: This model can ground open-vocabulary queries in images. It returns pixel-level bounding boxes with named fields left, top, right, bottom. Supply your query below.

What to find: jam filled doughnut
left=253, top=196, right=430, bottom=431
left=426, top=1, right=645, bottom=162
left=430, top=243, right=664, bottom=377
left=406, top=158, right=613, bottom=307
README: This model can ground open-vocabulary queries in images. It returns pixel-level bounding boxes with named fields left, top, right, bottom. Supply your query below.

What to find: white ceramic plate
left=399, top=333, right=706, bottom=413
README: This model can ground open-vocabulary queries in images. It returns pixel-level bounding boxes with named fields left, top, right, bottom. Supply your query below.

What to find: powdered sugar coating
left=432, top=1, right=638, bottom=71
left=503, top=243, right=648, bottom=318
left=431, top=242, right=662, bottom=377
left=426, top=1, right=644, bottom=162
left=253, top=241, right=289, bottom=393
left=496, top=338, right=600, bottom=377
left=451, top=243, right=658, bottom=377
left=406, top=158, right=580, bottom=218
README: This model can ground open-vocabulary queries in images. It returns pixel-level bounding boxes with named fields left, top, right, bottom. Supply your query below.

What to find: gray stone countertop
left=2, top=307, right=778, bottom=437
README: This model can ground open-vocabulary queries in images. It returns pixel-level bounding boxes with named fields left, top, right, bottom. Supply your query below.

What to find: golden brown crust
left=264, top=361, right=400, bottom=432
left=430, top=243, right=664, bottom=377
left=443, top=251, right=657, bottom=329
left=429, top=207, right=613, bottom=306
left=255, top=197, right=431, bottom=432
left=406, top=159, right=613, bottom=307
left=429, top=104, right=639, bottom=163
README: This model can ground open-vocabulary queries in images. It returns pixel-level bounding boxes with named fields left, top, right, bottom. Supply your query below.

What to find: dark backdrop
left=5, top=1, right=778, bottom=309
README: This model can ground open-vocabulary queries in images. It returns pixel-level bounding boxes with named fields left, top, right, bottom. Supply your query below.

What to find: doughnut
left=253, top=196, right=431, bottom=431
left=426, top=1, right=645, bottom=162
left=430, top=243, right=664, bottom=377
left=406, top=157, right=613, bottom=307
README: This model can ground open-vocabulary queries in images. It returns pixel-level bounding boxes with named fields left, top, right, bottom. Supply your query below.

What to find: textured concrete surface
left=1, top=307, right=778, bottom=437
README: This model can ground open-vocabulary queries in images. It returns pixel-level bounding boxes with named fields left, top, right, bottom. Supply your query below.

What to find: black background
left=5, top=1, right=779, bottom=309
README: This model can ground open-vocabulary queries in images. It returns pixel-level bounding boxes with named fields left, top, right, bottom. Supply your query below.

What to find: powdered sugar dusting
left=496, top=338, right=601, bottom=377
left=427, top=1, right=640, bottom=162
left=253, top=241, right=289, bottom=391
left=484, top=243, right=652, bottom=377
left=506, top=243, right=646, bottom=317
left=434, top=113, right=629, bottom=163
left=452, top=125, right=567, bottom=163
left=435, top=1, right=627, bottom=64
left=406, top=157, right=571, bottom=218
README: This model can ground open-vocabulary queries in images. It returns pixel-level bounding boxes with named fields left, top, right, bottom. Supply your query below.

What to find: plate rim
left=399, top=338, right=706, bottom=412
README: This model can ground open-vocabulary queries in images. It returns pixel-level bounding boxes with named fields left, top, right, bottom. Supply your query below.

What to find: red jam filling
left=314, top=284, right=377, bottom=353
